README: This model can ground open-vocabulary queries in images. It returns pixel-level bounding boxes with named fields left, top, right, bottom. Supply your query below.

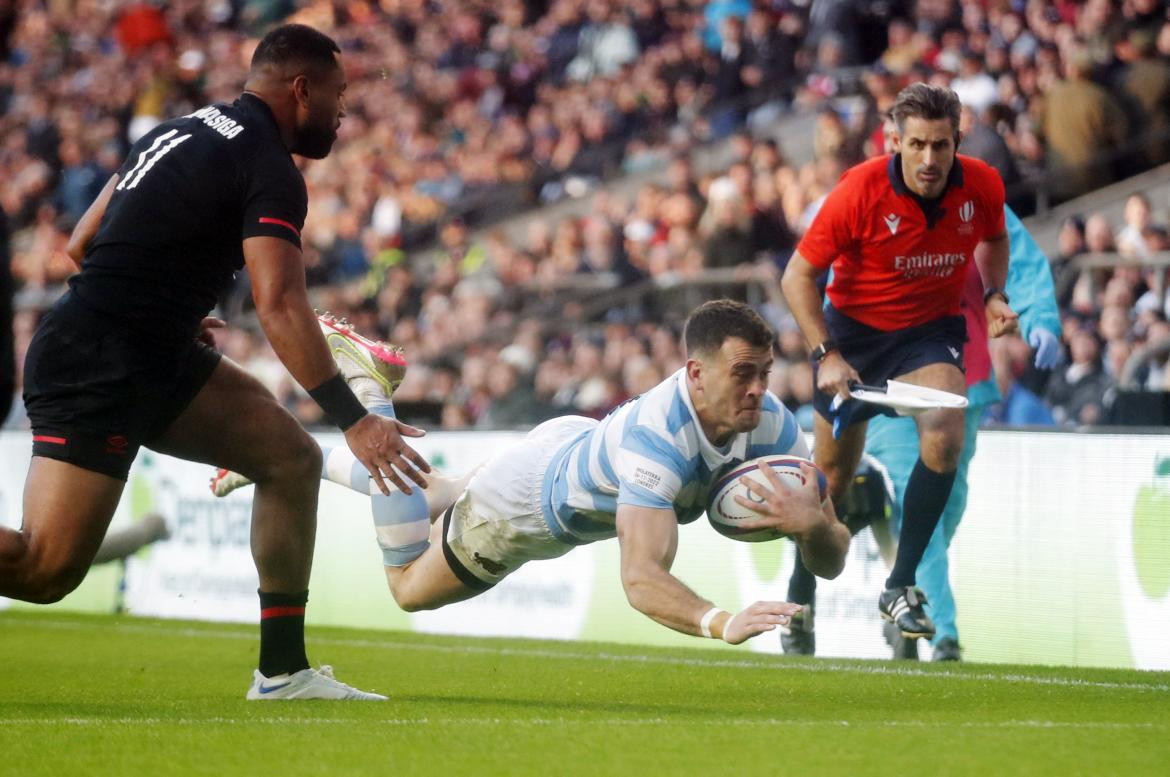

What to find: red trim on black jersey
left=258, top=217, right=301, bottom=238
left=33, top=435, right=67, bottom=445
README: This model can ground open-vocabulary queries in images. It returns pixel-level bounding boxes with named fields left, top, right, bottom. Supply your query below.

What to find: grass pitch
left=1, top=611, right=1167, bottom=776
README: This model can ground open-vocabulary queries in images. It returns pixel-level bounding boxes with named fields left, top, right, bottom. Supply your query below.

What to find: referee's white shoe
left=246, top=665, right=388, bottom=700
left=317, top=312, right=406, bottom=407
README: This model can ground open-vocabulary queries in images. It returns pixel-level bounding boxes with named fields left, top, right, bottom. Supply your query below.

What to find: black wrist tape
left=308, top=373, right=368, bottom=431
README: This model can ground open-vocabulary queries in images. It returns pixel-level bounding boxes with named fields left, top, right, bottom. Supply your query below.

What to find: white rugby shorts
left=441, top=415, right=597, bottom=588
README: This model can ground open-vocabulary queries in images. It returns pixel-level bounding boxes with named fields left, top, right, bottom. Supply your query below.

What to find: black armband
left=308, top=373, right=368, bottom=431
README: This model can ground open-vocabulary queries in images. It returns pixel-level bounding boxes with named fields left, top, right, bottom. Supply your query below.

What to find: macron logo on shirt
left=884, top=213, right=901, bottom=235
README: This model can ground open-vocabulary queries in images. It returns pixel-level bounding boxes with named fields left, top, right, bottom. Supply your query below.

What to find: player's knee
left=257, top=428, right=321, bottom=484
left=21, top=560, right=88, bottom=604
left=387, top=583, right=430, bottom=613
left=919, top=430, right=963, bottom=471
left=928, top=441, right=962, bottom=471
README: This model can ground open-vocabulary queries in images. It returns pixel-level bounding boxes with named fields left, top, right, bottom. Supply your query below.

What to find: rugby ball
left=706, top=455, right=829, bottom=542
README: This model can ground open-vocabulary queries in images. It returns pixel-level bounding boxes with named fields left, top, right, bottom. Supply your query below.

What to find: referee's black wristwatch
left=983, top=287, right=1010, bottom=305
left=810, top=339, right=838, bottom=362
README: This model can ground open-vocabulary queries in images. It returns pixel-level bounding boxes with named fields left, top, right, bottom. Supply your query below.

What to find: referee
left=0, top=24, right=428, bottom=700
left=781, top=83, right=1018, bottom=640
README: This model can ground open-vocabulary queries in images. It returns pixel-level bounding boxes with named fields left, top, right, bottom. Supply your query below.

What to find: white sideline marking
left=0, top=717, right=1161, bottom=730
left=11, top=617, right=1170, bottom=694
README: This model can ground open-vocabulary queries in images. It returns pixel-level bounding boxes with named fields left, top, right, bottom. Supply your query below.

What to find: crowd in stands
left=4, top=0, right=1170, bottom=433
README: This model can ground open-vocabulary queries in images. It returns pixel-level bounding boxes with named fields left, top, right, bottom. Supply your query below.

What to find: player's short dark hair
left=890, top=82, right=961, bottom=138
left=683, top=299, right=774, bottom=357
left=250, top=24, right=340, bottom=75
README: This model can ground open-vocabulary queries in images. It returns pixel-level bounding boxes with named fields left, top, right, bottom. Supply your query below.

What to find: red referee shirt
left=796, top=154, right=1006, bottom=331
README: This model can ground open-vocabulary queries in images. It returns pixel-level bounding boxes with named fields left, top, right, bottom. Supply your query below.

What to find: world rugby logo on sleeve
left=958, top=200, right=975, bottom=234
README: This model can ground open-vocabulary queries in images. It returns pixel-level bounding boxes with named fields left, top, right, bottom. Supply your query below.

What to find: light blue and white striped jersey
left=539, top=369, right=808, bottom=544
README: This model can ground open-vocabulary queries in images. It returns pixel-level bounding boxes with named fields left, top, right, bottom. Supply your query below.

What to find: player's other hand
left=815, top=351, right=860, bottom=401
left=986, top=297, right=1020, bottom=338
left=733, top=461, right=826, bottom=537
left=721, top=601, right=804, bottom=644
left=196, top=316, right=226, bottom=347
left=344, top=414, right=431, bottom=495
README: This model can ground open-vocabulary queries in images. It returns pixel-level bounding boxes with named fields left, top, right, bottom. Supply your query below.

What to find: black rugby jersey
left=70, top=93, right=306, bottom=346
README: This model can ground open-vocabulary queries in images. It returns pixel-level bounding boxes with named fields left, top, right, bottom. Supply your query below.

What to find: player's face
left=294, top=57, right=347, bottom=159
left=692, top=337, right=773, bottom=441
left=893, top=116, right=957, bottom=199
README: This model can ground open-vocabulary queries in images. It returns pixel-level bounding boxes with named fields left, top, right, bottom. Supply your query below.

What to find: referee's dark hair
left=684, top=299, right=774, bottom=357
left=250, top=24, right=340, bottom=75
left=890, top=82, right=961, bottom=140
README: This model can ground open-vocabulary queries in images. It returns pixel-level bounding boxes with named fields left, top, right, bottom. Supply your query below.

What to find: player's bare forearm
left=974, top=231, right=1009, bottom=292
left=243, top=236, right=340, bottom=390
left=65, top=174, right=119, bottom=268
left=792, top=503, right=850, bottom=579
left=781, top=252, right=831, bottom=349
left=616, top=505, right=724, bottom=638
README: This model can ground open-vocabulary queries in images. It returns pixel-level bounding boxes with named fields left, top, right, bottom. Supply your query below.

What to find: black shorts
left=812, top=305, right=966, bottom=431
left=22, top=292, right=221, bottom=480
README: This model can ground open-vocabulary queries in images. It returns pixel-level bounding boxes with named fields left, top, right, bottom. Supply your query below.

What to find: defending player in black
left=1, top=24, right=429, bottom=700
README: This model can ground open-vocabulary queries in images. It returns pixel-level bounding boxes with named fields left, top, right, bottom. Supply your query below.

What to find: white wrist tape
left=700, top=607, right=729, bottom=639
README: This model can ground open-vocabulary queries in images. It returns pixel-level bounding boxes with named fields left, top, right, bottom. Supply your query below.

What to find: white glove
left=1028, top=328, right=1062, bottom=370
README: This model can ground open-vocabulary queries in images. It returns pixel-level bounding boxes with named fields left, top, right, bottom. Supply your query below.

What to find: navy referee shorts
left=812, top=304, right=966, bottom=431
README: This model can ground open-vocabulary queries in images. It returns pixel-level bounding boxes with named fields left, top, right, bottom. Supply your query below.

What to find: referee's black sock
left=258, top=590, right=310, bottom=678
left=787, top=544, right=817, bottom=605
left=885, top=459, right=955, bottom=590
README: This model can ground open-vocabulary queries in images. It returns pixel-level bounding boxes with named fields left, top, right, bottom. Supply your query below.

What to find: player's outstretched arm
left=243, top=236, right=430, bottom=494
left=734, top=461, right=850, bottom=579
left=615, top=505, right=802, bottom=644
left=65, top=174, right=119, bottom=269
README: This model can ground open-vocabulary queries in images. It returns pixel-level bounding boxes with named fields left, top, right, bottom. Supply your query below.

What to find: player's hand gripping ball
left=706, top=455, right=828, bottom=542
